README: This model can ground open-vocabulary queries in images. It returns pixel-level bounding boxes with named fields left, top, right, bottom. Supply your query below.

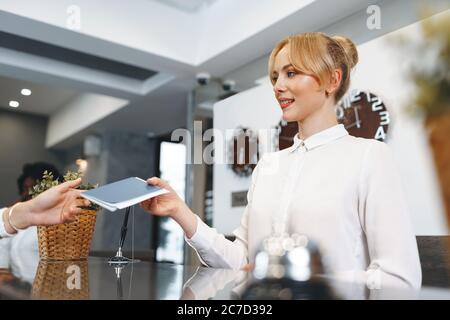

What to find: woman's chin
left=282, top=107, right=306, bottom=123
left=281, top=111, right=298, bottom=122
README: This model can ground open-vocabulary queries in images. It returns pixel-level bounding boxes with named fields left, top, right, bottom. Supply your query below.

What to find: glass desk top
left=1, top=252, right=450, bottom=300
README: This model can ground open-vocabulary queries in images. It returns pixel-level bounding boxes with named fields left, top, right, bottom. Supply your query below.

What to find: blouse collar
left=289, top=124, right=349, bottom=153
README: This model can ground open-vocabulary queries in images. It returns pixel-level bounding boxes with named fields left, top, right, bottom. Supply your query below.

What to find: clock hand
left=345, top=121, right=359, bottom=129
left=352, top=106, right=362, bottom=128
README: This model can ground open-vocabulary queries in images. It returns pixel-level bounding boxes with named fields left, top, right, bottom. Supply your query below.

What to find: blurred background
left=0, top=0, right=449, bottom=282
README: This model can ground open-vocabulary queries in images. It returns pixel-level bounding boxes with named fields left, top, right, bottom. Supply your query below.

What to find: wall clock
left=228, top=127, right=259, bottom=177
left=336, top=89, right=390, bottom=141
left=274, top=89, right=391, bottom=151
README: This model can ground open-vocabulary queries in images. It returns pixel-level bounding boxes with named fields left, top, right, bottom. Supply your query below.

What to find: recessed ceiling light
left=21, top=88, right=32, bottom=96
left=9, top=101, right=19, bottom=108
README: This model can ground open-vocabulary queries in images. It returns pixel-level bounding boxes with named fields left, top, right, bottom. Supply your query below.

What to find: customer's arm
left=0, top=178, right=90, bottom=238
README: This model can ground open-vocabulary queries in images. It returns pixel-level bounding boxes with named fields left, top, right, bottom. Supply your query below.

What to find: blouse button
left=299, top=142, right=306, bottom=151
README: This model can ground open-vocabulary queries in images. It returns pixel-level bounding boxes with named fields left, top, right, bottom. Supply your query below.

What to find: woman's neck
left=296, top=104, right=338, bottom=140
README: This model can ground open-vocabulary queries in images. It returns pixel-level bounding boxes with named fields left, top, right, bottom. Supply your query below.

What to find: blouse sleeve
left=0, top=208, right=12, bottom=268
left=358, top=141, right=422, bottom=289
left=0, top=208, right=16, bottom=239
left=185, top=156, right=263, bottom=270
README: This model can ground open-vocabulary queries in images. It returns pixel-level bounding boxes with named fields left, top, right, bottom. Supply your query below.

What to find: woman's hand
left=140, top=177, right=198, bottom=238
left=9, top=178, right=90, bottom=230
left=140, top=177, right=188, bottom=218
left=241, top=263, right=254, bottom=272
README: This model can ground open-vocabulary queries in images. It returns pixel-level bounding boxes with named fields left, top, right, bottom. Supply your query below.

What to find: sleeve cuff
left=185, top=216, right=221, bottom=267
left=184, top=215, right=215, bottom=250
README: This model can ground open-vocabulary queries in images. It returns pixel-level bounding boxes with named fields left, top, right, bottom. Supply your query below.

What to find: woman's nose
left=273, top=80, right=286, bottom=94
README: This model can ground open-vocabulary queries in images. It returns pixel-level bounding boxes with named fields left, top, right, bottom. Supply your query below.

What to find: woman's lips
left=279, top=99, right=295, bottom=109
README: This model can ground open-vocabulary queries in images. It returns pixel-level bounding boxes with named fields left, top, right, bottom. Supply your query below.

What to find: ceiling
left=0, top=74, right=79, bottom=115
left=151, top=0, right=218, bottom=13
left=0, top=0, right=446, bottom=149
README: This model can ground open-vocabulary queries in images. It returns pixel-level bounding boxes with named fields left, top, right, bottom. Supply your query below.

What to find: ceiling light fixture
left=21, top=88, right=32, bottom=96
left=9, top=101, right=19, bottom=108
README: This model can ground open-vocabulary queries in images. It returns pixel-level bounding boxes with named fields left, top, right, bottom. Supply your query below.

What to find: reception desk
left=1, top=252, right=450, bottom=300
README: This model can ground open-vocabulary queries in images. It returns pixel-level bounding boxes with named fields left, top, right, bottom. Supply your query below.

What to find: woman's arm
left=141, top=159, right=262, bottom=270
left=139, top=177, right=198, bottom=237
left=358, top=141, right=422, bottom=289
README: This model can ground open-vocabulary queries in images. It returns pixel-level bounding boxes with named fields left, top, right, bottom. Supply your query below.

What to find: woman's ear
left=325, top=68, right=342, bottom=96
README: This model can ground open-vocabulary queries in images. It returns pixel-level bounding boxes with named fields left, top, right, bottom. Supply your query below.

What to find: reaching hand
left=140, top=177, right=198, bottom=239
left=10, top=178, right=91, bottom=230
left=140, top=177, right=187, bottom=217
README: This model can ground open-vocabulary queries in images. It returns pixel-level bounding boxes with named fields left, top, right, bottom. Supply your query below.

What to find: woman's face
left=271, top=46, right=327, bottom=122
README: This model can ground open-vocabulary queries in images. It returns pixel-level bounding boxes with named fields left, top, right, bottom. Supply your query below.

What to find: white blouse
left=186, top=124, right=422, bottom=289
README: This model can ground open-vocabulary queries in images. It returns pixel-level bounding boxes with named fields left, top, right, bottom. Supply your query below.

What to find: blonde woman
left=140, top=32, right=422, bottom=289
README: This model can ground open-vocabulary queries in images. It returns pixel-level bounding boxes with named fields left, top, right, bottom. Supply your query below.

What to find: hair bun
left=333, top=36, right=358, bottom=69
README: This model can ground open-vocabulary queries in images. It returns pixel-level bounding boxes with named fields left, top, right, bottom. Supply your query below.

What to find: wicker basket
left=37, top=209, right=97, bottom=260
left=32, top=260, right=89, bottom=300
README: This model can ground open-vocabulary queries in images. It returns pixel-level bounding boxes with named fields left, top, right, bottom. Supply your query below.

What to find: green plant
left=31, top=170, right=100, bottom=211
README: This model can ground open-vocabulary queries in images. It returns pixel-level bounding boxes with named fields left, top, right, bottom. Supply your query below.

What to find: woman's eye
left=271, top=76, right=278, bottom=83
left=287, top=71, right=296, bottom=78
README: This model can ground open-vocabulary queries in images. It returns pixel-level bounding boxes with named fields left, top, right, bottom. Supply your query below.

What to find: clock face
left=229, top=127, right=259, bottom=177
left=336, top=89, right=390, bottom=141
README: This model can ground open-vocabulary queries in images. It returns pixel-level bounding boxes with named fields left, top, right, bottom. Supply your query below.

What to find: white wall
left=349, top=10, right=449, bottom=235
left=213, top=84, right=280, bottom=234
left=213, top=11, right=450, bottom=236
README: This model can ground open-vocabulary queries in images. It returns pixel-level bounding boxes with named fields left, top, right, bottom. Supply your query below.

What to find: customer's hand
left=140, top=177, right=188, bottom=217
left=10, top=178, right=90, bottom=230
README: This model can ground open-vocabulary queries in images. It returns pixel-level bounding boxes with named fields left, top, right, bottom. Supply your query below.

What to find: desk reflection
left=181, top=267, right=249, bottom=300
left=0, top=240, right=448, bottom=300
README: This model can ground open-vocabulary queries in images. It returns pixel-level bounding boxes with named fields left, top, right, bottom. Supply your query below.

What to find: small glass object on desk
left=241, top=233, right=339, bottom=300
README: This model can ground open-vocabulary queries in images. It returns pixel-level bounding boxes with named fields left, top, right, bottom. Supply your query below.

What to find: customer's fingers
left=62, top=205, right=83, bottom=222
left=57, top=178, right=82, bottom=192
left=73, top=198, right=90, bottom=208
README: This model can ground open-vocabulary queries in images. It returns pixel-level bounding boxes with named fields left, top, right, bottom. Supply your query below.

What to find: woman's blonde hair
left=268, top=32, right=358, bottom=102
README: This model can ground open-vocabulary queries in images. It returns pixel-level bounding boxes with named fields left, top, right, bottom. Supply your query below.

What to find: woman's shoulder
left=255, top=135, right=391, bottom=165
left=339, top=136, right=396, bottom=170
left=339, top=135, right=389, bottom=152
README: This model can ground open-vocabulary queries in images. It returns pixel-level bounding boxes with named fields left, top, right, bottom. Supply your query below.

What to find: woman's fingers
left=140, top=198, right=153, bottom=212
left=241, top=263, right=254, bottom=272
left=147, top=177, right=170, bottom=190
